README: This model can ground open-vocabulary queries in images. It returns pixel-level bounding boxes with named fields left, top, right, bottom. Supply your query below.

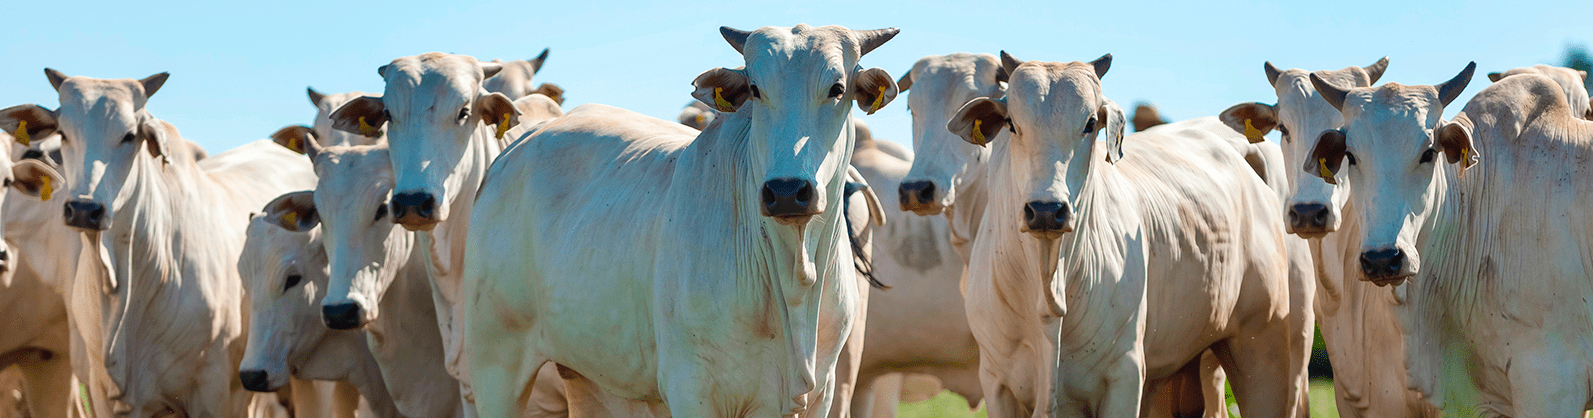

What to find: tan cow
left=0, top=139, right=72, bottom=418
left=1486, top=64, right=1590, bottom=120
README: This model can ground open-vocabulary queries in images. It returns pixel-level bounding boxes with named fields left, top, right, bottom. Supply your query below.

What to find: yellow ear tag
left=1243, top=119, right=1264, bottom=140
left=1461, top=147, right=1469, bottom=162
left=358, top=117, right=379, bottom=137
left=38, top=176, right=51, bottom=201
left=972, top=120, right=985, bottom=143
left=1318, top=157, right=1334, bottom=183
left=695, top=114, right=707, bottom=125
left=869, top=86, right=886, bottom=114
left=13, top=121, right=29, bottom=146
left=281, top=212, right=297, bottom=227
left=495, top=113, right=510, bottom=140
left=713, top=87, right=734, bottom=112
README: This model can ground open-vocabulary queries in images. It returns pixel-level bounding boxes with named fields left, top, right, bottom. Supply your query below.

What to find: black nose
left=1359, top=248, right=1406, bottom=281
left=897, top=180, right=937, bottom=211
left=239, top=370, right=271, bottom=392
left=63, top=200, right=108, bottom=231
left=1287, top=203, right=1332, bottom=233
left=390, top=192, right=437, bottom=223
left=322, top=303, right=364, bottom=330
left=1024, top=201, right=1072, bottom=234
left=760, top=178, right=817, bottom=218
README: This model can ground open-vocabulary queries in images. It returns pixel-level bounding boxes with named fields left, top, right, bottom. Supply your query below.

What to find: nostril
left=1313, top=209, right=1329, bottom=225
left=794, top=183, right=813, bottom=205
left=1023, top=205, right=1037, bottom=223
left=762, top=186, right=777, bottom=208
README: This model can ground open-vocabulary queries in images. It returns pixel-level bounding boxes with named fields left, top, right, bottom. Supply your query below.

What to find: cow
left=1218, top=59, right=1441, bottom=417
left=677, top=101, right=718, bottom=130
left=1306, top=63, right=1593, bottom=416
left=0, top=138, right=72, bottom=418
left=461, top=24, right=899, bottom=418
left=237, top=207, right=400, bottom=418
left=944, top=52, right=1307, bottom=417
left=1486, top=65, right=1591, bottom=120
left=0, top=69, right=318, bottom=416
left=481, top=49, right=565, bottom=104
left=305, top=88, right=386, bottom=148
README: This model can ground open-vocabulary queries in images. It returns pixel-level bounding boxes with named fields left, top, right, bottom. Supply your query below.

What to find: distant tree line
left=1567, top=44, right=1593, bottom=91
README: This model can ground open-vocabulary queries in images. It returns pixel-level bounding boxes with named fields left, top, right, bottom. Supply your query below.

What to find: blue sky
left=2, top=0, right=1588, bottom=152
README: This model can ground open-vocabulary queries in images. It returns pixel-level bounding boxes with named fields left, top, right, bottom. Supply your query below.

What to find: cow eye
left=374, top=203, right=388, bottom=221
left=382, top=109, right=394, bottom=124
left=121, top=132, right=135, bottom=144
left=1419, top=148, right=1436, bottom=164
left=283, top=274, right=303, bottom=291
left=1277, top=125, right=1290, bottom=140
left=3, top=179, right=12, bottom=188
left=828, top=83, right=845, bottom=98
left=749, top=84, right=762, bottom=99
left=1082, top=118, right=1097, bottom=135
left=458, top=107, right=470, bottom=122
left=1345, top=152, right=1359, bottom=166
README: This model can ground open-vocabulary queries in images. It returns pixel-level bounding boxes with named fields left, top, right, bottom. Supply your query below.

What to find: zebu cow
left=945, top=52, right=1307, bottom=417
left=1486, top=65, right=1590, bottom=120
left=463, top=24, right=899, bottom=418
left=0, top=140, right=72, bottom=418
left=678, top=101, right=718, bottom=130
left=481, top=49, right=565, bottom=104
left=1306, top=64, right=1593, bottom=416
left=1219, top=59, right=1441, bottom=417
left=0, top=69, right=317, bottom=416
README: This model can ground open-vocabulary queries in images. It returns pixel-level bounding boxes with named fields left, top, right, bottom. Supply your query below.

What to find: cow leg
left=1097, top=352, right=1146, bottom=418
left=855, top=373, right=901, bottom=418
left=1505, top=350, right=1586, bottom=418
left=1198, top=350, right=1228, bottom=418
left=1142, top=356, right=1207, bottom=418
left=1212, top=326, right=1305, bottom=418
left=331, top=381, right=360, bottom=418
left=931, top=368, right=982, bottom=410
left=522, top=363, right=569, bottom=418
left=465, top=335, right=544, bottom=418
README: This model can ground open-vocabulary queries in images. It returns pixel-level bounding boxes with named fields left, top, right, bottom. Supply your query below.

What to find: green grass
left=895, top=379, right=1338, bottom=418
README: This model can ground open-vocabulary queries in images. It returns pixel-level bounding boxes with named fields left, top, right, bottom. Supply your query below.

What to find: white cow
left=945, top=52, right=1307, bottom=417
left=481, top=49, right=565, bottom=103
left=1486, top=65, right=1590, bottom=120
left=1305, top=64, right=1593, bottom=416
left=677, top=101, right=718, bottom=130
left=462, top=24, right=900, bottom=418
left=0, top=69, right=317, bottom=416
left=306, top=88, right=385, bottom=148
left=1218, top=59, right=1441, bottom=417
left=0, top=140, right=73, bottom=418
left=237, top=208, right=399, bottom=418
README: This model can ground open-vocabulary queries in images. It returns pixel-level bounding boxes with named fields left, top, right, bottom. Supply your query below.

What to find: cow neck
left=675, top=109, right=854, bottom=409
left=422, top=123, right=502, bottom=282
left=946, top=147, right=991, bottom=261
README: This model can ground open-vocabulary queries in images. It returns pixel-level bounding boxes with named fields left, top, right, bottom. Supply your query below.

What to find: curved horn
left=1310, top=72, right=1350, bottom=111
left=1364, top=56, right=1390, bottom=84
left=307, top=87, right=326, bottom=106
left=1264, top=61, right=1283, bottom=86
left=720, top=26, right=751, bottom=54
left=1436, top=61, right=1477, bottom=108
left=530, top=48, right=550, bottom=74
left=1090, top=53, right=1113, bottom=79
left=896, top=71, right=913, bottom=92
left=139, top=72, right=170, bottom=98
left=853, top=28, right=900, bottom=57
left=999, top=51, right=1022, bottom=79
left=44, top=68, right=67, bottom=92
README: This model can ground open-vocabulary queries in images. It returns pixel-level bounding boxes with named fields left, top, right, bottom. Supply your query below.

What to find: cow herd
left=1, top=23, right=1591, bottom=418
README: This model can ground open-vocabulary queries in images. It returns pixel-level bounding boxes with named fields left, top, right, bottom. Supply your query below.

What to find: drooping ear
left=845, top=166, right=886, bottom=227
left=139, top=72, right=170, bottom=98
left=264, top=191, right=319, bottom=232
left=1218, top=102, right=1279, bottom=143
left=1089, top=53, right=1112, bottom=79
left=480, top=62, right=504, bottom=80
left=1305, top=129, right=1348, bottom=185
left=44, top=68, right=68, bottom=92
left=852, top=28, right=899, bottom=57
left=1264, top=61, right=1283, bottom=86
left=1436, top=115, right=1479, bottom=177
left=475, top=92, right=521, bottom=141
left=307, top=87, right=326, bottom=106
left=0, top=104, right=59, bottom=146
left=329, top=96, right=387, bottom=138
left=947, top=97, right=1008, bottom=146
left=852, top=67, right=899, bottom=115
left=1364, top=57, right=1390, bottom=84
left=529, top=48, right=550, bottom=74
left=720, top=26, right=751, bottom=54
left=10, top=159, right=63, bottom=201
left=1436, top=61, right=1477, bottom=108
left=269, top=125, right=321, bottom=159
left=531, top=83, right=565, bottom=105
left=1097, top=98, right=1127, bottom=163
left=895, top=70, right=913, bottom=92
left=999, top=51, right=1023, bottom=80
left=1310, top=72, right=1351, bottom=111
left=138, top=116, right=173, bottom=163
left=1486, top=72, right=1504, bottom=83
left=691, top=67, right=750, bottom=113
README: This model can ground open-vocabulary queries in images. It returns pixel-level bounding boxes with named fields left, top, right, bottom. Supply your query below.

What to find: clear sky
left=2, top=0, right=1588, bottom=152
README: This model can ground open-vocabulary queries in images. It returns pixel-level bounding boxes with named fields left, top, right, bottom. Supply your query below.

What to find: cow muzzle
left=238, top=369, right=277, bottom=392
left=1287, top=203, right=1336, bottom=237
left=64, top=199, right=109, bottom=231
left=760, top=178, right=820, bottom=224
left=1023, top=200, right=1073, bottom=239
left=390, top=191, right=440, bottom=231
left=1359, top=247, right=1413, bottom=286
left=897, top=180, right=943, bottom=215
left=322, top=302, right=367, bottom=330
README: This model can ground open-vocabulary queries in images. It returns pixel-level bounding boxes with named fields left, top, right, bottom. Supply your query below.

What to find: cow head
left=481, top=49, right=552, bottom=101
left=1219, top=58, right=1388, bottom=237
left=1306, top=62, right=1477, bottom=286
left=1487, top=65, right=1592, bottom=121
left=898, top=53, right=1006, bottom=216
left=329, top=53, right=521, bottom=231
left=238, top=207, right=330, bottom=392
left=0, top=141, right=66, bottom=277
left=696, top=25, right=898, bottom=226
left=948, top=52, right=1120, bottom=240
left=0, top=70, right=176, bottom=232
left=677, top=101, right=718, bottom=130
left=306, top=88, right=383, bottom=148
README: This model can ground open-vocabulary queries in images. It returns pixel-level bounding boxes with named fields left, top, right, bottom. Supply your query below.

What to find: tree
left=1566, top=44, right=1593, bottom=91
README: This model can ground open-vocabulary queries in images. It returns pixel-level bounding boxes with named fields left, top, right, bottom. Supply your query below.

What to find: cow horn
left=1264, top=61, right=1283, bottom=86
left=720, top=26, right=751, bottom=54
left=853, top=28, right=899, bottom=57
left=1436, top=61, right=1477, bottom=108
left=1090, top=53, right=1112, bottom=79
left=1000, top=51, right=1022, bottom=80
left=1364, top=56, right=1390, bottom=84
left=44, top=68, right=67, bottom=92
left=1310, top=72, right=1350, bottom=112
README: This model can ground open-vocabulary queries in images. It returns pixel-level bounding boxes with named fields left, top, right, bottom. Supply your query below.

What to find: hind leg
left=1504, top=349, right=1587, bottom=418
left=1212, top=325, right=1307, bottom=418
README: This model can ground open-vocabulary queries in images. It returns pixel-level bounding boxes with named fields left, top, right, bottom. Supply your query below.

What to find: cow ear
left=1218, top=102, right=1279, bottom=144
left=10, top=159, right=63, bottom=201
left=44, top=68, right=68, bottom=92
left=1486, top=72, right=1504, bottom=83
left=692, top=67, right=751, bottom=113
left=1305, top=129, right=1348, bottom=185
left=329, top=96, right=387, bottom=138
left=480, top=62, right=504, bottom=80
left=307, top=87, right=326, bottom=106
left=531, top=83, right=565, bottom=105
left=0, top=104, right=59, bottom=146
left=139, top=72, right=170, bottom=99
left=264, top=191, right=319, bottom=232
left=1097, top=98, right=1127, bottom=163
left=138, top=117, right=172, bottom=163
left=845, top=166, right=886, bottom=227
left=947, top=97, right=1008, bottom=146
left=1436, top=116, right=1479, bottom=177
left=895, top=70, right=913, bottom=93
left=270, top=125, right=321, bottom=159
left=476, top=92, right=521, bottom=141
left=853, top=67, right=899, bottom=115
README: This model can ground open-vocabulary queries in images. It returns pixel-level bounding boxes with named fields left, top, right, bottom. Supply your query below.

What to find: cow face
left=898, top=53, right=1005, bottom=215
left=306, top=88, right=382, bottom=148
left=0, top=142, right=65, bottom=277
left=238, top=209, right=330, bottom=392
left=1219, top=58, right=1387, bottom=237
left=329, top=53, right=520, bottom=231
left=307, top=145, right=412, bottom=330
left=1306, top=62, right=1477, bottom=286
left=948, top=52, right=1121, bottom=240
left=480, top=49, right=551, bottom=101
left=696, top=25, right=898, bottom=225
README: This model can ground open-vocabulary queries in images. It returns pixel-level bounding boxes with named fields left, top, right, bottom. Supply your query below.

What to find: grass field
left=894, top=379, right=1339, bottom=418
